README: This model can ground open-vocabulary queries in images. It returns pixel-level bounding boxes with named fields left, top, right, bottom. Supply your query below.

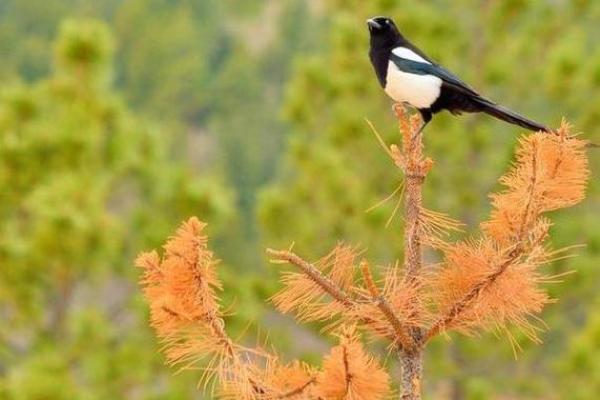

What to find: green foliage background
left=0, top=1, right=598, bottom=399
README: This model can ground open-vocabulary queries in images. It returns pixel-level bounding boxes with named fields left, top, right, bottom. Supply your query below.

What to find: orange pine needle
left=314, top=327, right=391, bottom=400
left=427, top=123, right=590, bottom=344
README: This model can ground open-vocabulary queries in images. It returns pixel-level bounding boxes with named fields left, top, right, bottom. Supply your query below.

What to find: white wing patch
left=392, top=47, right=431, bottom=64
left=384, top=61, right=442, bottom=108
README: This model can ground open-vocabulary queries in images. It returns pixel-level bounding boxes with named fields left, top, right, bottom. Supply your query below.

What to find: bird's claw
left=411, top=120, right=428, bottom=142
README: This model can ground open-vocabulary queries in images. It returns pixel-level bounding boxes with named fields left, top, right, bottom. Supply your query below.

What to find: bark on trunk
left=395, top=105, right=428, bottom=399
left=400, top=350, right=423, bottom=400
left=402, top=174, right=425, bottom=400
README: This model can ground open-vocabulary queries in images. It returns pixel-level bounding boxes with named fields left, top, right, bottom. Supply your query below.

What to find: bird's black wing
left=389, top=54, right=551, bottom=132
left=389, top=53, right=481, bottom=97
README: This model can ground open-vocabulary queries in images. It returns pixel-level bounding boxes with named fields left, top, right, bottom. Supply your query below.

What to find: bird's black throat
left=369, top=46, right=392, bottom=88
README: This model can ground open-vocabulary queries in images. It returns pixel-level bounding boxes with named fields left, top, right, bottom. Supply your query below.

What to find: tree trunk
left=400, top=349, right=423, bottom=400
left=401, top=173, right=425, bottom=400
left=394, top=105, right=428, bottom=399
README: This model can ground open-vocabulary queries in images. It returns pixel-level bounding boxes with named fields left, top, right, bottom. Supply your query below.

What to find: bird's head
left=367, top=16, right=401, bottom=48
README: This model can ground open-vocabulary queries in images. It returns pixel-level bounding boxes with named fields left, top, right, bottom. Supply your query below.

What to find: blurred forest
left=0, top=1, right=599, bottom=399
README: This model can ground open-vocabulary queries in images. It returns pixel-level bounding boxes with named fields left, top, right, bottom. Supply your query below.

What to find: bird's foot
left=411, top=121, right=428, bottom=142
left=392, top=102, right=410, bottom=116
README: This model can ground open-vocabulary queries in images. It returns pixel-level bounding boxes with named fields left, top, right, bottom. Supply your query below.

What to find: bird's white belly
left=384, top=62, right=442, bottom=108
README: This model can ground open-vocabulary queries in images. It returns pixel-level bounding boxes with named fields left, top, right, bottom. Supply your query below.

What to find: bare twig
left=343, top=344, right=351, bottom=394
left=360, top=260, right=380, bottom=298
left=278, top=377, right=316, bottom=398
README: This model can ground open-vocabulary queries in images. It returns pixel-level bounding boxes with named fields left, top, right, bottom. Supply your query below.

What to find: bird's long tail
left=472, top=97, right=600, bottom=148
left=474, top=97, right=551, bottom=133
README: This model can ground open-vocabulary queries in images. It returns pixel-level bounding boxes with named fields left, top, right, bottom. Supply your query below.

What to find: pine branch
left=267, top=248, right=355, bottom=307
left=428, top=124, right=589, bottom=341
left=269, top=248, right=419, bottom=353
left=315, top=327, right=391, bottom=399
left=138, top=219, right=325, bottom=399
left=425, top=243, right=526, bottom=341
left=278, top=377, right=316, bottom=398
left=425, top=146, right=540, bottom=341
left=360, top=261, right=416, bottom=352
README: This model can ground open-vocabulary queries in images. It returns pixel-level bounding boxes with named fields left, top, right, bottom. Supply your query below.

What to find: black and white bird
left=367, top=16, right=550, bottom=133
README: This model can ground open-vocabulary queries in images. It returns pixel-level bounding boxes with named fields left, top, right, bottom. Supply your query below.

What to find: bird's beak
left=367, top=18, right=382, bottom=30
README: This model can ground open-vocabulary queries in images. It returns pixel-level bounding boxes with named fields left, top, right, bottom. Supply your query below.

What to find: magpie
left=367, top=16, right=550, bottom=133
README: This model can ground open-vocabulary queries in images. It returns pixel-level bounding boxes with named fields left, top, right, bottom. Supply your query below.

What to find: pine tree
left=259, top=1, right=600, bottom=397
left=137, top=107, right=590, bottom=398
left=0, top=19, right=234, bottom=399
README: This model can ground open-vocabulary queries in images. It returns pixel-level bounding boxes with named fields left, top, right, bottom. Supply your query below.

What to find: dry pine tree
left=136, top=105, right=590, bottom=399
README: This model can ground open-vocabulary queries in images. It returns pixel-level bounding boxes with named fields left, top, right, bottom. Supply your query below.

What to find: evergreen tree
left=0, top=19, right=234, bottom=399
left=259, top=1, right=600, bottom=398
